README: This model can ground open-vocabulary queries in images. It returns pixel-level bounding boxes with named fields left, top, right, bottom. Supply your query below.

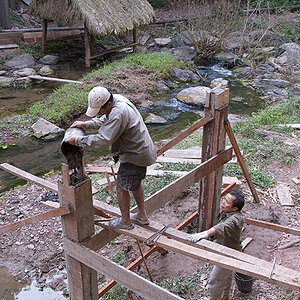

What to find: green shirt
left=213, top=210, right=244, bottom=251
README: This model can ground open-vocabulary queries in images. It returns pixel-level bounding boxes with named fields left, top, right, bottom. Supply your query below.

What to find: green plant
left=19, top=42, right=43, bottom=59
left=9, top=9, right=25, bottom=26
left=112, top=250, right=126, bottom=266
left=278, top=24, right=299, bottom=41
left=101, top=284, right=127, bottom=300
left=148, top=0, right=165, bottom=8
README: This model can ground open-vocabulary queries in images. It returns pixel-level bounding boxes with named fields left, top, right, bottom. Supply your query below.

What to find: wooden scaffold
left=1, top=88, right=300, bottom=299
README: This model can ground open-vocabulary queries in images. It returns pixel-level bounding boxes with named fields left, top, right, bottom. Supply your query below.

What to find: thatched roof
left=29, top=0, right=155, bottom=36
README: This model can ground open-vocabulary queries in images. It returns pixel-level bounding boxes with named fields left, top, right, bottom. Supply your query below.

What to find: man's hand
left=187, top=231, right=209, bottom=243
left=66, top=136, right=77, bottom=145
left=70, top=121, right=86, bottom=128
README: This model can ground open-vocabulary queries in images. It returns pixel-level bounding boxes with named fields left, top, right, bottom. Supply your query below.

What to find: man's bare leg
left=116, top=186, right=132, bottom=225
left=132, top=184, right=148, bottom=221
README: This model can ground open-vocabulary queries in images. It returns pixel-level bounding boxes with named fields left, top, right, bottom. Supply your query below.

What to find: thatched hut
left=29, top=0, right=156, bottom=66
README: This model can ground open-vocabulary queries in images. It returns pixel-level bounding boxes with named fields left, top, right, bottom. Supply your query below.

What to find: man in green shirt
left=188, top=190, right=245, bottom=300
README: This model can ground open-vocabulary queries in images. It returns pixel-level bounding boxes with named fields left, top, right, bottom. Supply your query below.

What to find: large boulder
left=276, top=43, right=300, bottom=65
left=176, top=86, right=211, bottom=106
left=210, top=78, right=228, bottom=89
left=31, top=118, right=64, bottom=139
left=4, top=54, right=36, bottom=70
left=0, top=76, right=13, bottom=88
left=38, top=65, right=54, bottom=76
left=144, top=113, right=167, bottom=125
left=13, top=68, right=36, bottom=77
left=172, top=46, right=196, bottom=62
left=172, top=67, right=199, bottom=82
left=154, top=38, right=172, bottom=47
left=39, top=55, right=59, bottom=65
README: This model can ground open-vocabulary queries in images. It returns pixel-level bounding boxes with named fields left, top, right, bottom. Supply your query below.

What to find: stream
left=0, top=61, right=265, bottom=299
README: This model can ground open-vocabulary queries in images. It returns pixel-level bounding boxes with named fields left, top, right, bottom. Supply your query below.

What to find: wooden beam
left=28, top=75, right=83, bottom=84
left=64, top=238, right=183, bottom=300
left=156, top=116, right=213, bottom=157
left=0, top=206, right=71, bottom=234
left=84, top=23, right=91, bottom=68
left=244, top=218, right=300, bottom=236
left=0, top=163, right=58, bottom=193
left=225, top=121, right=259, bottom=203
left=89, top=42, right=138, bottom=60
left=42, top=19, right=48, bottom=53
left=89, top=200, right=300, bottom=280
left=59, top=164, right=98, bottom=299
left=132, top=25, right=137, bottom=53
left=0, top=0, right=11, bottom=29
left=94, top=221, right=300, bottom=291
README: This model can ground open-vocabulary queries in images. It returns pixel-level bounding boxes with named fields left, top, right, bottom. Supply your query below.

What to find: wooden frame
left=2, top=88, right=300, bottom=299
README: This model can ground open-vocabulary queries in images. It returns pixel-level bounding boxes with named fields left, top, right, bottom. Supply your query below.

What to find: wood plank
left=156, top=116, right=213, bottom=157
left=64, top=238, right=183, bottom=300
left=241, top=237, right=253, bottom=251
left=28, top=75, right=83, bottom=84
left=225, top=121, right=259, bottom=203
left=291, top=177, right=300, bottom=185
left=0, top=44, right=18, bottom=49
left=276, top=183, right=294, bottom=206
left=157, top=156, right=202, bottom=164
left=0, top=163, right=58, bottom=193
left=90, top=200, right=300, bottom=282
left=0, top=206, right=71, bottom=233
left=244, top=218, right=300, bottom=236
left=162, top=149, right=202, bottom=159
left=94, top=221, right=300, bottom=291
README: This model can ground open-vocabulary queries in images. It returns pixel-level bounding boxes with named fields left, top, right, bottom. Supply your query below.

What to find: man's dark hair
left=229, top=190, right=245, bottom=211
left=101, top=88, right=113, bottom=108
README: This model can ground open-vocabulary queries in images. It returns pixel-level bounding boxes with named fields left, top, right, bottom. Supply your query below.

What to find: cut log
left=291, top=177, right=300, bottom=185
left=276, top=183, right=294, bottom=206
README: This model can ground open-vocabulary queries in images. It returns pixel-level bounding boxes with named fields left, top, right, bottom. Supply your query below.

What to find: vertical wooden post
left=0, top=0, right=11, bottom=29
left=198, top=88, right=229, bottom=231
left=133, top=25, right=137, bottom=53
left=42, top=19, right=48, bottom=54
left=84, top=23, right=91, bottom=68
left=8, top=0, right=16, bottom=9
left=59, top=164, right=98, bottom=300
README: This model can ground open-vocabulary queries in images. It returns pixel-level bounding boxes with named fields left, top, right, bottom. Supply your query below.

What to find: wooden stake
left=133, top=25, right=137, bottom=53
left=225, top=120, right=259, bottom=203
left=42, top=19, right=48, bottom=53
left=84, top=23, right=91, bottom=68
left=59, top=163, right=98, bottom=300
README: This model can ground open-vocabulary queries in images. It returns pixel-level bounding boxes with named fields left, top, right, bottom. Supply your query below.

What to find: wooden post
left=8, top=0, right=16, bottom=9
left=0, top=0, right=11, bottom=29
left=84, top=23, right=91, bottom=68
left=133, top=25, right=137, bottom=53
left=198, top=88, right=229, bottom=230
left=59, top=164, right=98, bottom=300
left=225, top=120, right=259, bottom=203
left=42, top=19, right=48, bottom=54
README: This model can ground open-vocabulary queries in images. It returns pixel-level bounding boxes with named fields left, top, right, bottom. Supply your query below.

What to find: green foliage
left=160, top=162, right=196, bottom=172
left=112, top=250, right=126, bottom=266
left=26, top=84, right=92, bottom=125
left=148, top=0, right=165, bottom=8
left=19, top=42, right=44, bottom=59
left=9, top=9, right=25, bottom=26
left=277, top=23, right=300, bottom=41
left=174, top=131, right=203, bottom=149
left=124, top=52, right=185, bottom=78
left=249, top=0, right=297, bottom=8
left=101, top=284, right=127, bottom=300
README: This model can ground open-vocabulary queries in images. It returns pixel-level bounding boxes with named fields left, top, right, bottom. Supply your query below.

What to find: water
left=0, top=267, right=65, bottom=300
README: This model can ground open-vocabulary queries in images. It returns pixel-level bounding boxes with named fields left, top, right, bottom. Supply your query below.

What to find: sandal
left=131, top=213, right=150, bottom=225
left=109, top=218, right=135, bottom=230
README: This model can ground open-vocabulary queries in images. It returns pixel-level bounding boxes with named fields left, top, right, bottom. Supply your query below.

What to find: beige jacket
left=213, top=211, right=244, bottom=251
left=75, top=94, right=157, bottom=167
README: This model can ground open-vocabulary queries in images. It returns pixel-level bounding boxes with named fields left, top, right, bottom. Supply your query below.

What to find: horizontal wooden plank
left=0, top=206, right=71, bottom=233
left=156, top=116, right=213, bottom=157
left=90, top=201, right=300, bottom=284
left=244, top=218, right=300, bottom=236
left=0, top=163, right=58, bottom=193
left=64, top=238, right=183, bottom=300
left=28, top=75, right=83, bottom=84
left=95, top=220, right=300, bottom=291
left=0, top=43, right=19, bottom=49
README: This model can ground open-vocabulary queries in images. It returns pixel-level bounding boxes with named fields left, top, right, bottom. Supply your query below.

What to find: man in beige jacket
left=67, top=87, right=157, bottom=230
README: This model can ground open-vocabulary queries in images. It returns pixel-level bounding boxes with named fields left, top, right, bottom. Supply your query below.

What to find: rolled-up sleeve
left=76, top=114, right=122, bottom=149
left=85, top=116, right=107, bottom=130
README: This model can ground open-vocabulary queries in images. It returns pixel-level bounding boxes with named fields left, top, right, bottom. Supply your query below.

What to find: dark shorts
left=116, top=162, right=146, bottom=192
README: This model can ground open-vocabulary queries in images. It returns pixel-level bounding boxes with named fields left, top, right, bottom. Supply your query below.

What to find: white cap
left=86, top=87, right=111, bottom=117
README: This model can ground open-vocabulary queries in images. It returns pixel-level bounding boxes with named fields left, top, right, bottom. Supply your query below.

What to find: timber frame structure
left=29, top=0, right=155, bottom=67
left=1, top=88, right=300, bottom=299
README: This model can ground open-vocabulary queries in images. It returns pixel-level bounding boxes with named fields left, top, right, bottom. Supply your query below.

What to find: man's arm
left=187, top=227, right=216, bottom=243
